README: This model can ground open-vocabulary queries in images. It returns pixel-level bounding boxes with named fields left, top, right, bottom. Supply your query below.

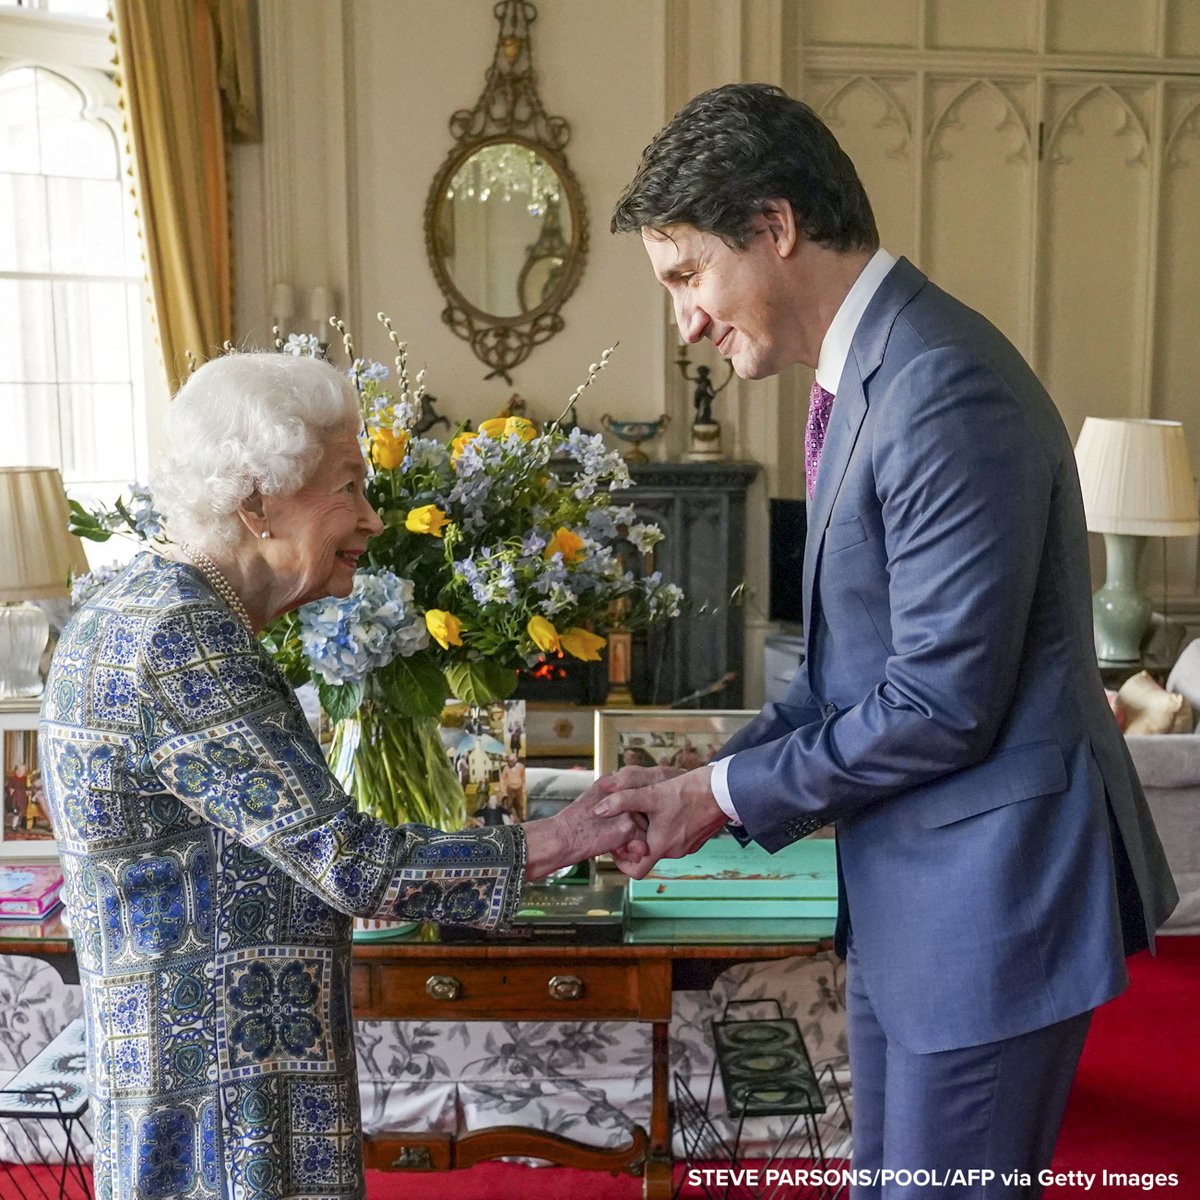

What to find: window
left=0, top=4, right=164, bottom=550
left=0, top=0, right=108, bottom=16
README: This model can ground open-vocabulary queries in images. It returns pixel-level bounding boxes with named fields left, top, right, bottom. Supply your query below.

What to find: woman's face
left=264, top=425, right=383, bottom=609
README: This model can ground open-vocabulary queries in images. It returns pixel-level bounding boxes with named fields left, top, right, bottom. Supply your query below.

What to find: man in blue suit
left=601, top=84, right=1178, bottom=1197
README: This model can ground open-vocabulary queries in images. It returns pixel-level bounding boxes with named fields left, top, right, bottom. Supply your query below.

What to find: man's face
left=642, top=222, right=798, bottom=380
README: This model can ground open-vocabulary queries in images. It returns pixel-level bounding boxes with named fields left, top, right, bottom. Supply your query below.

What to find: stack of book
left=0, top=864, right=64, bottom=919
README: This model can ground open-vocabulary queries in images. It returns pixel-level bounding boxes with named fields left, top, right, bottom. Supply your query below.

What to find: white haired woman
left=38, top=353, right=643, bottom=1200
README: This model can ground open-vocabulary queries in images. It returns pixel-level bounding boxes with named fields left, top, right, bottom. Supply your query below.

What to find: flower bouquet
left=70, top=318, right=683, bottom=834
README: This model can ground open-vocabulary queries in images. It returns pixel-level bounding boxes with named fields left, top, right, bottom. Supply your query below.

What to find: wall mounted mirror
left=425, top=0, right=588, bottom=383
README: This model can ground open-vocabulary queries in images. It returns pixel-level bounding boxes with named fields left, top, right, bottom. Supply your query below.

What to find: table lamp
left=0, top=466, right=90, bottom=700
left=1073, top=418, right=1200, bottom=668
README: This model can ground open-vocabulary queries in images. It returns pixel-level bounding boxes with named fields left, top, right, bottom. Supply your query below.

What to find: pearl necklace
left=179, top=541, right=255, bottom=632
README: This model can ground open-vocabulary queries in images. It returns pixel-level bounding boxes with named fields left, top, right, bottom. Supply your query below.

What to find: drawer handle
left=548, top=974, right=584, bottom=1001
left=425, top=975, right=462, bottom=1002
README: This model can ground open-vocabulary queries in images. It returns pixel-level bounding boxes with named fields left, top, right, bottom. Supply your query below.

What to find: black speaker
left=768, top=498, right=806, bottom=624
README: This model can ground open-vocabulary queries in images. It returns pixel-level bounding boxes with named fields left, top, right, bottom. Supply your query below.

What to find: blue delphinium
left=298, top=569, right=428, bottom=685
left=70, top=560, right=126, bottom=607
left=128, top=484, right=163, bottom=537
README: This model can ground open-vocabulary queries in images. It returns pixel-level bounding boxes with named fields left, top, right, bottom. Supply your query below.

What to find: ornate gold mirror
left=425, top=0, right=588, bottom=383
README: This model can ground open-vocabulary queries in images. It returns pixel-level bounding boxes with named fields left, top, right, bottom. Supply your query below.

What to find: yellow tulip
left=504, top=416, right=538, bottom=442
left=480, top=415, right=538, bottom=442
left=425, top=609, right=463, bottom=650
left=560, top=627, right=606, bottom=662
left=405, top=504, right=451, bottom=538
left=544, top=526, right=586, bottom=564
left=369, top=428, right=409, bottom=470
left=527, top=615, right=560, bottom=654
left=450, top=432, right=477, bottom=463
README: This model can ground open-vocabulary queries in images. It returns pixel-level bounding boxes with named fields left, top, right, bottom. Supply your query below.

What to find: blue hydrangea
left=298, top=569, right=428, bottom=685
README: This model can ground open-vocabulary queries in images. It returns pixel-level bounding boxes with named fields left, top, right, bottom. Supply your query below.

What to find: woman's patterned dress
left=39, top=553, right=526, bottom=1199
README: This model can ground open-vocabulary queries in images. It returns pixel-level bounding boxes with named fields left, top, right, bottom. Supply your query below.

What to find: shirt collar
left=815, top=248, right=897, bottom=395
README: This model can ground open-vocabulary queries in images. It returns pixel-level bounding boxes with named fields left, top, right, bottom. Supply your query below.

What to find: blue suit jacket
left=722, top=259, right=1178, bottom=1053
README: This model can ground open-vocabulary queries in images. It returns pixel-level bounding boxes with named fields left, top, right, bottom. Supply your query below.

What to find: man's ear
left=760, top=198, right=798, bottom=258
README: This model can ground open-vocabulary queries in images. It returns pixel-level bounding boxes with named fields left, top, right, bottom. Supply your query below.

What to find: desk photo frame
left=594, top=708, right=758, bottom=775
left=0, top=704, right=55, bottom=859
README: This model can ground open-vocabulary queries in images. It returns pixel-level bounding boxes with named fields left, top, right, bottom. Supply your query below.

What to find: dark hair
left=611, top=82, right=878, bottom=253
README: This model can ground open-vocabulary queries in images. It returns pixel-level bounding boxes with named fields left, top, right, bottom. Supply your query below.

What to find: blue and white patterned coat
left=39, top=553, right=526, bottom=1200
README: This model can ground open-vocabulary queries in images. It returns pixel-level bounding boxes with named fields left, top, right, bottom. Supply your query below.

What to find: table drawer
left=355, top=957, right=644, bottom=1020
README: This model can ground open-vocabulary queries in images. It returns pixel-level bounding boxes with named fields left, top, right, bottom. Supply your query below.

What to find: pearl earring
left=260, top=530, right=270, bottom=540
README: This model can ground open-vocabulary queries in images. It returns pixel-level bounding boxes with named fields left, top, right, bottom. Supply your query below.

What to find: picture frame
left=594, top=708, right=758, bottom=775
left=525, top=702, right=594, bottom=760
left=439, top=698, right=528, bottom=825
left=0, top=702, right=56, bottom=859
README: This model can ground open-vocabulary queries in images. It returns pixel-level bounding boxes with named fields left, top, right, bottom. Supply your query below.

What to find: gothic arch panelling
left=1040, top=81, right=1156, bottom=431
left=806, top=72, right=917, bottom=256
left=925, top=77, right=1033, bottom=163
left=924, top=76, right=1037, bottom=355
left=1155, top=84, right=1200, bottom=461
left=1044, top=83, right=1151, bottom=167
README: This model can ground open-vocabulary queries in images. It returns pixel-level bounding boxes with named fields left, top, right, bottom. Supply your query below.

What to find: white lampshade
left=0, top=466, right=90, bottom=601
left=1074, top=418, right=1200, bottom=538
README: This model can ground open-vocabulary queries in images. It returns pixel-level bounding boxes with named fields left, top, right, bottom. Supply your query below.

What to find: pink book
left=0, top=864, right=64, bottom=918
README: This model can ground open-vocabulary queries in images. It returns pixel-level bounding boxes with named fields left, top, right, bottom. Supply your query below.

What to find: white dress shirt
left=711, top=247, right=897, bottom=824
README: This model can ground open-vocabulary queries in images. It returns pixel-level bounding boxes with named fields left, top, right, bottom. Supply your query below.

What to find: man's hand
left=521, top=774, right=650, bottom=881
left=595, top=763, right=727, bottom=879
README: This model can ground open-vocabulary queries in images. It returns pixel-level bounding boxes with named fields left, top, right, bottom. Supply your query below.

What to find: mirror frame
left=424, top=133, right=588, bottom=382
left=423, top=1, right=589, bottom=384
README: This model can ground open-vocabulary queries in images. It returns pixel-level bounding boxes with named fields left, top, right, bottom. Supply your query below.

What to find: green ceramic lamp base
left=1093, top=532, right=1151, bottom=668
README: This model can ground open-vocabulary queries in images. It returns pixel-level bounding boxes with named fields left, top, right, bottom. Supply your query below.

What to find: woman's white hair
left=153, top=352, right=360, bottom=552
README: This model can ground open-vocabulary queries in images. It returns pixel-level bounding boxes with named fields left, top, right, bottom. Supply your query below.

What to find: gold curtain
left=112, top=0, right=260, bottom=391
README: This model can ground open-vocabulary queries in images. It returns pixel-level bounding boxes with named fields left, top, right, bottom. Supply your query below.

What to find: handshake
left=523, top=763, right=730, bottom=882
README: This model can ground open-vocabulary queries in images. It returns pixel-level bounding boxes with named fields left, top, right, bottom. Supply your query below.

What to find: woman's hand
left=521, top=769, right=679, bottom=880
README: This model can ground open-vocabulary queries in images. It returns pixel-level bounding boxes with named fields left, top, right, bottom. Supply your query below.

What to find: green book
left=628, top=835, right=837, bottom=905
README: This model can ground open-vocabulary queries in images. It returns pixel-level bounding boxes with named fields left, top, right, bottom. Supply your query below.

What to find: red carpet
left=7, top=941, right=1195, bottom=1198
left=365, top=937, right=1200, bottom=1198
left=1041, top=936, right=1198, bottom=1200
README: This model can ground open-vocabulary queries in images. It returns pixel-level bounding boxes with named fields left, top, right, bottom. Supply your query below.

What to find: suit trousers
left=847, top=938, right=1092, bottom=1200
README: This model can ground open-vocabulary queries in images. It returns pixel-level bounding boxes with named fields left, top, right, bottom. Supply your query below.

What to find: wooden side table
left=352, top=919, right=834, bottom=1200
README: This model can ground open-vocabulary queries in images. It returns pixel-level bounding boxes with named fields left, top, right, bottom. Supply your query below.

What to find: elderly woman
left=39, top=353, right=641, bottom=1200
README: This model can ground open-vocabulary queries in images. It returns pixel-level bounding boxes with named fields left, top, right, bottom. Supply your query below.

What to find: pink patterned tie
left=805, top=380, right=836, bottom=499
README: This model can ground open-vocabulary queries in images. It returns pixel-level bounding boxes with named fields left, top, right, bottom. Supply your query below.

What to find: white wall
left=230, top=0, right=1200, bottom=704
left=234, top=0, right=672, bottom=439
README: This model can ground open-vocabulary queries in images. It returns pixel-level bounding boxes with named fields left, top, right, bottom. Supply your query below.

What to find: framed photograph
left=439, top=698, right=528, bottom=825
left=0, top=704, right=56, bottom=858
left=594, top=708, right=758, bottom=775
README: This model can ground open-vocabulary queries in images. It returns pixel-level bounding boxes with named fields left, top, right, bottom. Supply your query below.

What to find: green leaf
left=67, top=502, right=112, bottom=542
left=377, top=654, right=448, bottom=718
left=445, top=658, right=517, bottom=705
left=315, top=677, right=364, bottom=723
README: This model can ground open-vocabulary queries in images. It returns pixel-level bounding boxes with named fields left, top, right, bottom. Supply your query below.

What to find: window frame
left=0, top=5, right=168, bottom=535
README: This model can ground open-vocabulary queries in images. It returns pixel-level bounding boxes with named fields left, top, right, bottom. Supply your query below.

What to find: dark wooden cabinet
left=625, top=461, right=759, bottom=708
left=513, top=460, right=759, bottom=711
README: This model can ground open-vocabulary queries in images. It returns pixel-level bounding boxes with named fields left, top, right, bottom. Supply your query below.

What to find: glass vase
left=329, top=703, right=468, bottom=832
left=330, top=704, right=469, bottom=942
